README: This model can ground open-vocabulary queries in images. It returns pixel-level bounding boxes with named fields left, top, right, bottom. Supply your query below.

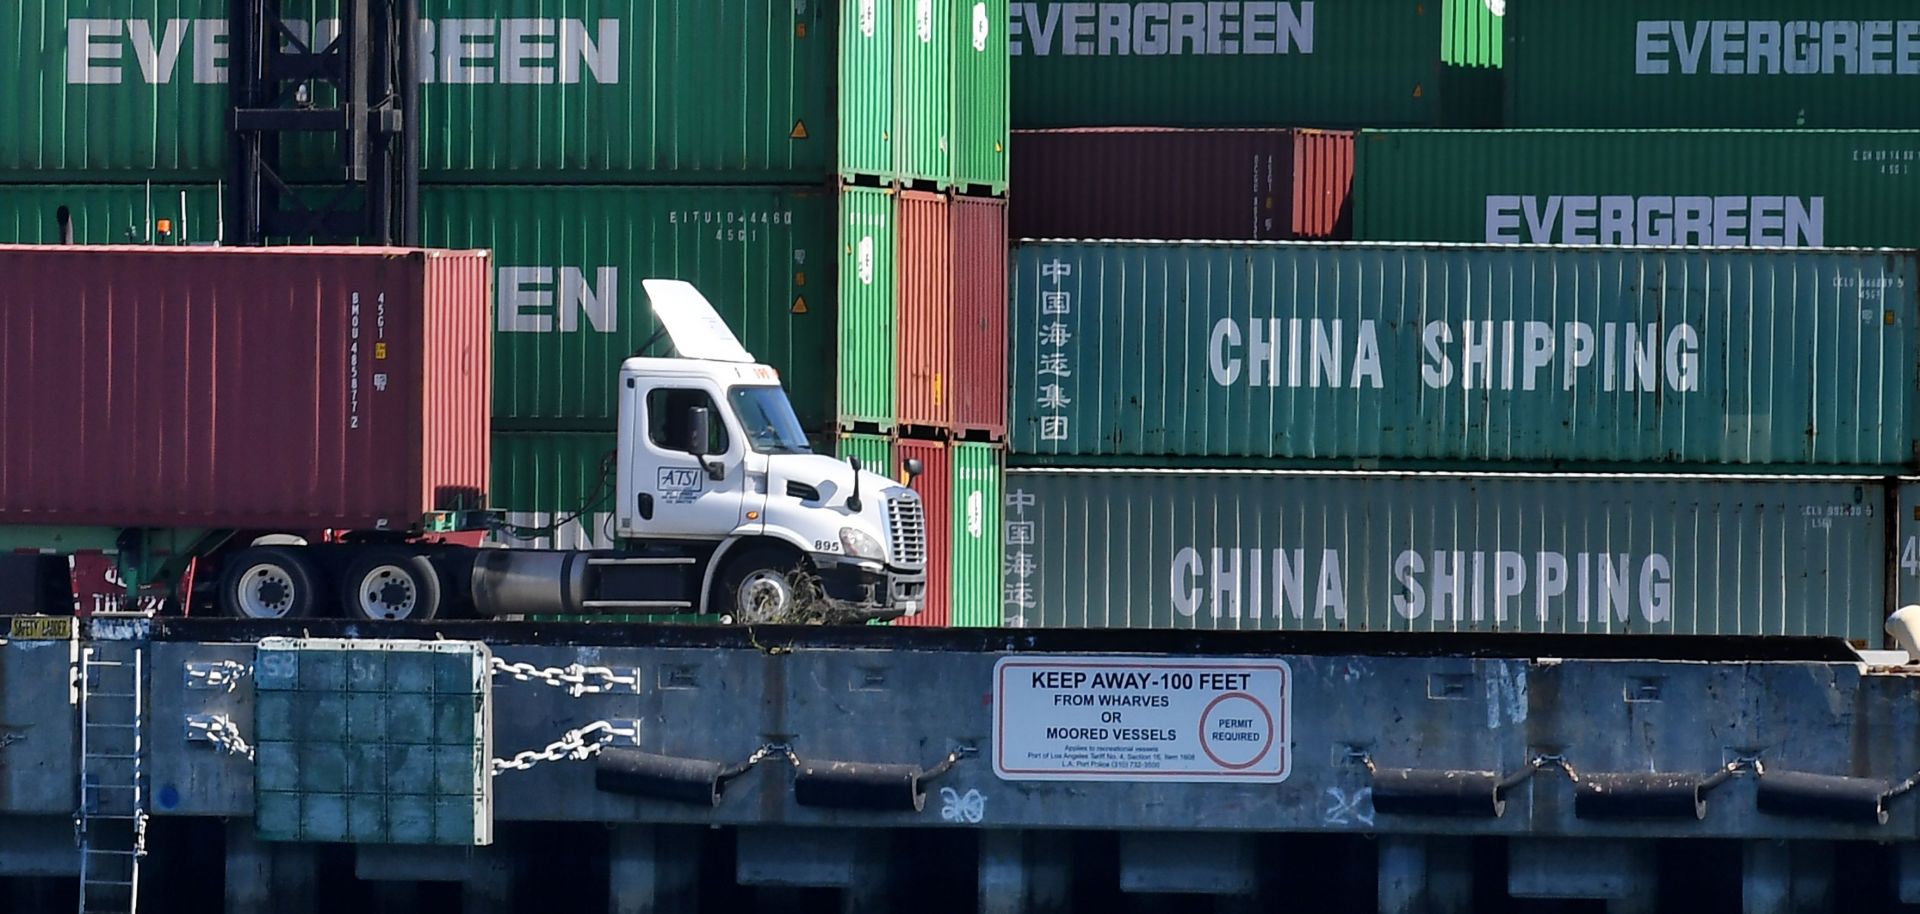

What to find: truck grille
left=886, top=494, right=927, bottom=567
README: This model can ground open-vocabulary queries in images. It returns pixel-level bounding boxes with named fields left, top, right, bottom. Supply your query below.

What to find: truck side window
left=646, top=388, right=729, bottom=454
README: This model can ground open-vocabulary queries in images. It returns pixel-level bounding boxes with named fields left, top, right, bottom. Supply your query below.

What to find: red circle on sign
left=1198, top=691, right=1275, bottom=770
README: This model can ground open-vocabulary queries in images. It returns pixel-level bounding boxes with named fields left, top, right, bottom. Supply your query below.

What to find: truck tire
left=340, top=548, right=442, bottom=621
left=710, top=545, right=814, bottom=624
left=219, top=547, right=323, bottom=620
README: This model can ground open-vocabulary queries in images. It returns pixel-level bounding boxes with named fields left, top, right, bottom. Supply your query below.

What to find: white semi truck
left=459, top=279, right=928, bottom=624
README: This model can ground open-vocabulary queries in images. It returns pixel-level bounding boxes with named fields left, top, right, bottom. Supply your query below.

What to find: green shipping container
left=488, top=431, right=619, bottom=549
left=1010, top=240, right=1920, bottom=471
left=1507, top=3, right=1920, bottom=128
left=837, top=432, right=896, bottom=476
left=837, top=186, right=898, bottom=430
left=0, top=3, right=228, bottom=179
left=1442, top=0, right=1501, bottom=68
left=950, top=441, right=1003, bottom=626
left=1009, top=0, right=1453, bottom=128
left=421, top=185, right=837, bottom=433
left=7, top=2, right=881, bottom=183
left=841, top=0, right=897, bottom=181
left=1004, top=468, right=1886, bottom=640
left=0, top=184, right=224, bottom=244
left=896, top=0, right=953, bottom=186
left=1353, top=130, right=1920, bottom=249
left=952, top=0, right=1010, bottom=193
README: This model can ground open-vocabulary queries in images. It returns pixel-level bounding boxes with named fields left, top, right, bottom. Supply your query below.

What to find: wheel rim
left=356, top=564, right=418, bottom=620
left=236, top=564, right=297, bottom=619
left=734, top=569, right=795, bottom=623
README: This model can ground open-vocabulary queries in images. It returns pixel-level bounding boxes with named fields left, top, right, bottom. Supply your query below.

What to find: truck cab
left=468, top=280, right=926, bottom=624
left=607, top=280, right=927, bottom=622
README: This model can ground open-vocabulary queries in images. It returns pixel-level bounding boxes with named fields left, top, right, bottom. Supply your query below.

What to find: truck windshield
left=729, top=386, right=813, bottom=455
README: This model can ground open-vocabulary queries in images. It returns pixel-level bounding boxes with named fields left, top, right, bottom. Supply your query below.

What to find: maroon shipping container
left=0, top=245, right=492, bottom=532
left=897, top=191, right=953, bottom=433
left=1007, top=128, right=1354, bottom=241
left=893, top=438, right=951, bottom=627
left=949, top=196, right=1008, bottom=440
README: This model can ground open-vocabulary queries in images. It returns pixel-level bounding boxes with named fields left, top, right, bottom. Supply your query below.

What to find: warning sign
left=992, top=657, right=1290, bottom=783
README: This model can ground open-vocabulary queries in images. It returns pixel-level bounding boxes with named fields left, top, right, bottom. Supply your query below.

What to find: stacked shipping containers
left=999, top=1, right=1920, bottom=644
left=0, top=1, right=1011, bottom=625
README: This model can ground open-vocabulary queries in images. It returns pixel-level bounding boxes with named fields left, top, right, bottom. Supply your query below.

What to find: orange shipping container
left=950, top=196, right=1008, bottom=441
left=892, top=438, right=951, bottom=627
left=896, top=191, right=953, bottom=433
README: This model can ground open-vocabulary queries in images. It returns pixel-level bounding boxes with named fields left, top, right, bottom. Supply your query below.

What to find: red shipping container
left=1007, top=128, right=1354, bottom=241
left=949, top=196, right=1008, bottom=441
left=0, top=245, right=492, bottom=532
left=892, top=438, right=951, bottom=627
left=896, top=190, right=953, bottom=433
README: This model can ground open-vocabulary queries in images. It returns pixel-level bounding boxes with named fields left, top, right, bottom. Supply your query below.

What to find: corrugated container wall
left=487, top=432, right=620, bottom=551
left=893, top=439, right=952, bottom=627
left=1353, top=130, right=1920, bottom=249
left=1010, top=241, right=1920, bottom=470
left=0, top=246, right=491, bottom=530
left=837, top=433, right=897, bottom=478
left=840, top=0, right=896, bottom=181
left=1007, top=129, right=1353, bottom=241
left=1506, top=3, right=1920, bottom=128
left=7, top=2, right=851, bottom=182
left=896, top=0, right=953, bottom=186
left=420, top=185, right=836, bottom=434
left=0, top=3, right=228, bottom=179
left=950, top=196, right=1008, bottom=439
left=421, top=0, right=834, bottom=180
left=1003, top=469, right=1887, bottom=641
left=897, top=191, right=953, bottom=432
left=952, top=0, right=1010, bottom=193
left=1010, top=0, right=1453, bottom=129
left=1442, top=0, right=1502, bottom=67
left=0, top=185, right=225, bottom=245
left=838, top=187, right=898, bottom=430
left=950, top=442, right=1004, bottom=626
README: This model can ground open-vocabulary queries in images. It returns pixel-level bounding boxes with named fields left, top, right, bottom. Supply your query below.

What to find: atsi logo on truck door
left=657, top=467, right=704, bottom=503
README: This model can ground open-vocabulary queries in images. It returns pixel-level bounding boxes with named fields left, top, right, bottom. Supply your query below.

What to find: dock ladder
left=75, top=612, right=152, bottom=914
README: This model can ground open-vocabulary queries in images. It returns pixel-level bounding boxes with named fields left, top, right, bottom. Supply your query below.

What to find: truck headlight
left=838, top=527, right=884, bottom=559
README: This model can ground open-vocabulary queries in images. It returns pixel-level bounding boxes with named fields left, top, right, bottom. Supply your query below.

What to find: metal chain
left=491, top=719, right=639, bottom=775
left=490, top=657, right=640, bottom=697
left=186, top=713, right=255, bottom=761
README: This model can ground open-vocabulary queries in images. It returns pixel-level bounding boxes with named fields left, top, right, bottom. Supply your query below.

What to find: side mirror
left=686, top=405, right=725, bottom=481
left=903, top=458, right=924, bottom=483
left=685, top=406, right=711, bottom=457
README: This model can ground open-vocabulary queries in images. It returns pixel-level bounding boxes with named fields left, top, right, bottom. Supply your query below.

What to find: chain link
left=186, top=713, right=255, bottom=761
left=490, top=657, right=641, bottom=697
left=491, top=719, right=639, bottom=775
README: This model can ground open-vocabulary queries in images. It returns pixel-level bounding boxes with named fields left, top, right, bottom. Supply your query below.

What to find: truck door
left=630, top=382, right=749, bottom=539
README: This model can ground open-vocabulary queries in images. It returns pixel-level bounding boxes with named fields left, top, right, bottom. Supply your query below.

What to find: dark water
left=8, top=822, right=1918, bottom=913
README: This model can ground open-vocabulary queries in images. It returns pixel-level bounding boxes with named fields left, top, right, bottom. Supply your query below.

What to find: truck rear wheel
left=340, top=549, right=442, bottom=621
left=218, top=547, right=322, bottom=620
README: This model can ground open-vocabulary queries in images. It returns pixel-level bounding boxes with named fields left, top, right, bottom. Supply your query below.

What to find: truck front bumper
left=812, top=555, right=926, bottom=622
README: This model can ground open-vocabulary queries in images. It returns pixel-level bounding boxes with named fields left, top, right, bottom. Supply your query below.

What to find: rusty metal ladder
left=75, top=615, right=151, bottom=914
